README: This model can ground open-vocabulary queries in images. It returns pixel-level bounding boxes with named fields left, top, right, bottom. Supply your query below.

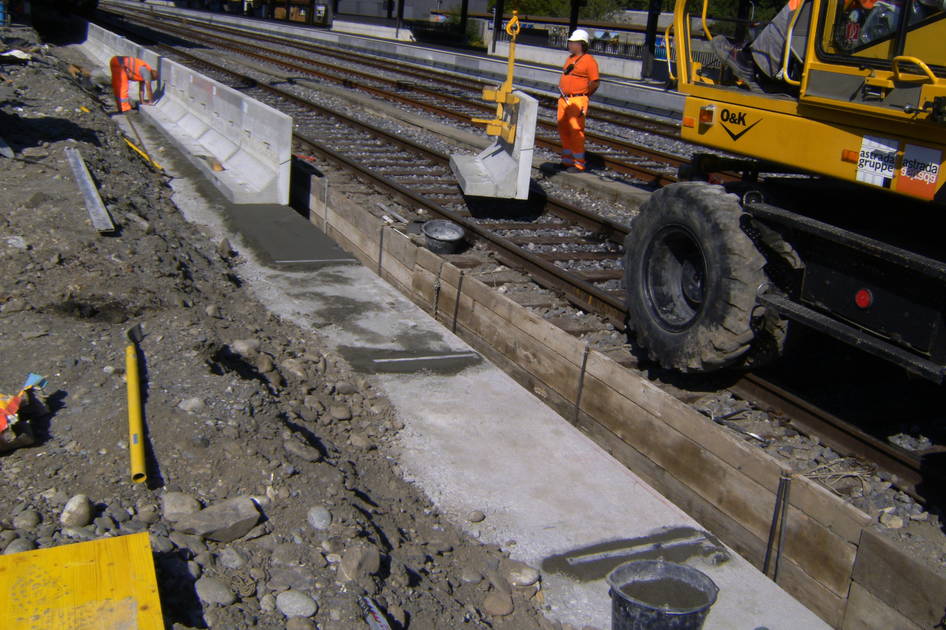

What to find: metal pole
left=490, top=0, right=505, bottom=54
left=643, top=0, right=661, bottom=78
left=568, top=0, right=580, bottom=37
left=459, top=0, right=468, bottom=40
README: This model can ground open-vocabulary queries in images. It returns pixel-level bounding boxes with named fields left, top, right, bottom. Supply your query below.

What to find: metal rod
left=773, top=473, right=792, bottom=582
left=762, top=475, right=786, bottom=576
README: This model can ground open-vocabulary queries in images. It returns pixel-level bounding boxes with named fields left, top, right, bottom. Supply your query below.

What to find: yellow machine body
left=672, top=0, right=946, bottom=202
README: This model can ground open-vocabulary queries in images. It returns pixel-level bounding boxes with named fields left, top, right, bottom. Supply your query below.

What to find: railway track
left=100, top=3, right=687, bottom=185
left=97, top=10, right=940, bottom=507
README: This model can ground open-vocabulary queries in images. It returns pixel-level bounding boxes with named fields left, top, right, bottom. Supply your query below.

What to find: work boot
left=711, top=35, right=756, bottom=83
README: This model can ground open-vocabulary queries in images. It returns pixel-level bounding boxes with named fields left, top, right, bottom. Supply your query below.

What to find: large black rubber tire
left=624, top=182, right=767, bottom=372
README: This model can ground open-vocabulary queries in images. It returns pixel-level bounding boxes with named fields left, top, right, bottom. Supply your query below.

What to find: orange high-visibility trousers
left=110, top=56, right=153, bottom=112
left=557, top=95, right=589, bottom=171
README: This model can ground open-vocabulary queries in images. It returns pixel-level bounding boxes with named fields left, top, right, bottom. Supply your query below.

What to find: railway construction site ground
left=2, top=11, right=946, bottom=630
left=0, top=23, right=568, bottom=630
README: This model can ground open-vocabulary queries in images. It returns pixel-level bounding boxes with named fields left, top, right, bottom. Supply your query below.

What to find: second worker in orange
left=557, top=29, right=599, bottom=173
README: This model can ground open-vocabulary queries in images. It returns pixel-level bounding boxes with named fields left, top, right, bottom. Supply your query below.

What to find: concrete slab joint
left=80, top=22, right=292, bottom=205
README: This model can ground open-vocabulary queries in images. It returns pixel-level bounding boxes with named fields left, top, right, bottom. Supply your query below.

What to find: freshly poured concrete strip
left=155, top=171, right=829, bottom=629
left=450, top=90, right=537, bottom=200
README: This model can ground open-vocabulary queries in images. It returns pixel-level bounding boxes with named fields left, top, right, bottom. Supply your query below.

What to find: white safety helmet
left=567, top=29, right=590, bottom=44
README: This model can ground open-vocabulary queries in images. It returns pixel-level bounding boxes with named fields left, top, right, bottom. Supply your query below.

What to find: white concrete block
left=77, top=22, right=292, bottom=205
left=450, top=90, right=537, bottom=200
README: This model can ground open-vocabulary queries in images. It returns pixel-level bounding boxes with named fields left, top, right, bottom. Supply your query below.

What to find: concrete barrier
left=80, top=21, right=292, bottom=205
left=81, top=21, right=159, bottom=70
left=141, top=57, right=292, bottom=204
left=450, top=89, right=537, bottom=200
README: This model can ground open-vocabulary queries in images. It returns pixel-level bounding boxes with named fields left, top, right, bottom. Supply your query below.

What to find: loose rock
left=173, top=496, right=261, bottom=542
left=482, top=590, right=514, bottom=616
left=195, top=576, right=236, bottom=606
left=163, top=492, right=201, bottom=522
left=338, top=544, right=381, bottom=583
left=307, top=505, right=332, bottom=531
left=13, top=509, right=41, bottom=529
left=60, top=494, right=92, bottom=528
left=276, top=589, right=318, bottom=618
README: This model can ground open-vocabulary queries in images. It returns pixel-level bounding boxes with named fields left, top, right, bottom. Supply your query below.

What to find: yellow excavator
left=623, top=0, right=946, bottom=381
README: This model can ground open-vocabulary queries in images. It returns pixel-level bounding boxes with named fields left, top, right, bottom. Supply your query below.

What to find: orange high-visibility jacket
left=110, top=56, right=155, bottom=112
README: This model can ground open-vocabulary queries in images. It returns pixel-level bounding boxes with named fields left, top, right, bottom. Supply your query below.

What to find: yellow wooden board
left=0, top=532, right=164, bottom=629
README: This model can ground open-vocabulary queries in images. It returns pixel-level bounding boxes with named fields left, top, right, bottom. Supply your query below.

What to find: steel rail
left=106, top=2, right=683, bottom=140
left=99, top=7, right=683, bottom=184
left=730, top=374, right=939, bottom=499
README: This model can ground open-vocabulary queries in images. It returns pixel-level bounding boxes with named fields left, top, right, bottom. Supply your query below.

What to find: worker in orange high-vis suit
left=109, top=56, right=157, bottom=113
left=557, top=29, right=599, bottom=173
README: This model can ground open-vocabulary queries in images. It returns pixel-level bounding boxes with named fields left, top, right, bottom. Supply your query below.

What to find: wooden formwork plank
left=434, top=275, right=461, bottom=327
left=579, top=371, right=856, bottom=597
left=585, top=350, right=870, bottom=545
left=452, top=318, right=579, bottom=421
left=326, top=209, right=379, bottom=266
left=842, top=582, right=923, bottom=630
left=342, top=198, right=383, bottom=237
left=380, top=252, right=413, bottom=296
left=411, top=265, right=439, bottom=314
left=852, top=528, right=946, bottom=627
left=383, top=226, right=418, bottom=270
left=414, top=245, right=443, bottom=275
left=456, top=296, right=582, bottom=404
left=574, top=409, right=846, bottom=628
left=440, top=261, right=464, bottom=289
left=452, top=275, right=587, bottom=368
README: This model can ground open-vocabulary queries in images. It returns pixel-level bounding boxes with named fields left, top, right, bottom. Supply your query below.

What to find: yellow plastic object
left=891, top=56, right=938, bottom=83
left=122, top=137, right=163, bottom=171
left=0, top=532, right=164, bottom=629
left=126, top=343, right=146, bottom=483
left=471, top=11, right=521, bottom=143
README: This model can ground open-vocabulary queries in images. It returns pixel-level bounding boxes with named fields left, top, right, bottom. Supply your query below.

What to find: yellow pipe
left=126, top=344, right=147, bottom=483
left=123, top=137, right=163, bottom=171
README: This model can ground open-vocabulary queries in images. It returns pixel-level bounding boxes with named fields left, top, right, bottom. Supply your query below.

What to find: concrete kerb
left=79, top=21, right=291, bottom=205
left=450, top=90, right=537, bottom=200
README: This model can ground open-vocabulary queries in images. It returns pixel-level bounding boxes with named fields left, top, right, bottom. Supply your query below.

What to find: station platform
left=114, top=90, right=830, bottom=630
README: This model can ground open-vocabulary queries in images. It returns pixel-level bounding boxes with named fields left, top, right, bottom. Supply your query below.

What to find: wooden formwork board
left=572, top=408, right=848, bottom=628
left=292, top=171, right=941, bottom=630
left=842, top=582, right=923, bottom=630
left=583, top=351, right=871, bottom=546
left=852, top=528, right=946, bottom=627
left=0, top=532, right=163, bottom=629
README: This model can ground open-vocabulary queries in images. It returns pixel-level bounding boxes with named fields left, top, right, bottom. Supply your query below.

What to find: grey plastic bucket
left=607, top=560, right=719, bottom=630
left=422, top=219, right=465, bottom=255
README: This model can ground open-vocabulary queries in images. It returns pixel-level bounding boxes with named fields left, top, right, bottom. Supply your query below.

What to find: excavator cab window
left=819, top=0, right=946, bottom=70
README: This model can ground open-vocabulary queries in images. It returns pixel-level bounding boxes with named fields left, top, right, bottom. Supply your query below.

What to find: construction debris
left=64, top=146, right=115, bottom=233
left=0, top=373, right=47, bottom=452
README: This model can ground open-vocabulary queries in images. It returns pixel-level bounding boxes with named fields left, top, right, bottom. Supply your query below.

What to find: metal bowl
left=421, top=219, right=466, bottom=255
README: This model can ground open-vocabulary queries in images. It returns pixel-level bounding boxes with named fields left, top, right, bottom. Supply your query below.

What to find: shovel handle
left=126, top=344, right=146, bottom=484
